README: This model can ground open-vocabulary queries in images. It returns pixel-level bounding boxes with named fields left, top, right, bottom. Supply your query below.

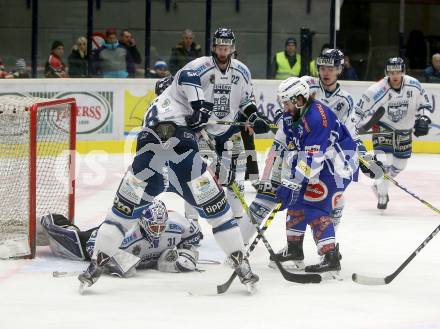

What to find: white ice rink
left=1, top=153, right=440, bottom=329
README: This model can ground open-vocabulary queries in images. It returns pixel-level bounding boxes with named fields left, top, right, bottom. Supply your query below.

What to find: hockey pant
left=91, top=125, right=246, bottom=261
left=372, top=127, right=411, bottom=197
left=284, top=174, right=352, bottom=254
left=185, top=131, right=249, bottom=241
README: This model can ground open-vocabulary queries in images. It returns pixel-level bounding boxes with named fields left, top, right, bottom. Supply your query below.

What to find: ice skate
left=230, top=251, right=259, bottom=294
left=305, top=245, right=341, bottom=280
left=78, top=252, right=109, bottom=294
left=377, top=194, right=389, bottom=211
left=268, top=240, right=305, bottom=270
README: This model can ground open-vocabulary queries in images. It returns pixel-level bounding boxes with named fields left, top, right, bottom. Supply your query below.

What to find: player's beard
left=215, top=54, right=230, bottom=66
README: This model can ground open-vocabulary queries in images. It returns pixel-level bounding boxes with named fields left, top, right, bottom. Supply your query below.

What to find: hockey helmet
left=385, top=57, right=405, bottom=75
left=139, top=200, right=168, bottom=238
left=277, top=77, right=310, bottom=106
left=317, top=48, right=345, bottom=69
left=212, top=27, right=235, bottom=48
left=155, top=75, right=174, bottom=96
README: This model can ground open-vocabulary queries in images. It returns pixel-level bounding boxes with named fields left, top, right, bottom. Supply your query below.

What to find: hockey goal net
left=0, top=96, right=76, bottom=259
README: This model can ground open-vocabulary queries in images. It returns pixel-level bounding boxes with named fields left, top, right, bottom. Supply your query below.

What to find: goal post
left=0, top=96, right=77, bottom=259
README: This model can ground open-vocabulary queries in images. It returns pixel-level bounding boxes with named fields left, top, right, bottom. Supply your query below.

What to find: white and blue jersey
left=354, top=75, right=432, bottom=131
left=182, top=56, right=256, bottom=137
left=87, top=211, right=201, bottom=269
left=143, top=69, right=205, bottom=128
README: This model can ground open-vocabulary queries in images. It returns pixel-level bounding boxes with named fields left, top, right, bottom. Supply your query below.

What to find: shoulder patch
left=234, top=61, right=251, bottom=81
left=178, top=69, right=202, bottom=86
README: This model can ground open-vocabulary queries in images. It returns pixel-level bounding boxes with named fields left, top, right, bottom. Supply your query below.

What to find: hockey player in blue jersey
left=244, top=49, right=365, bottom=249
left=273, top=76, right=359, bottom=274
left=78, top=66, right=259, bottom=292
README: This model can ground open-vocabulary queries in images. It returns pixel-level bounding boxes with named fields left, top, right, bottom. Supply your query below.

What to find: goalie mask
left=212, top=27, right=236, bottom=65
left=139, top=200, right=168, bottom=238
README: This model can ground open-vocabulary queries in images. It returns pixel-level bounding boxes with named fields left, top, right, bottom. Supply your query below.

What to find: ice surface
left=1, top=153, right=440, bottom=329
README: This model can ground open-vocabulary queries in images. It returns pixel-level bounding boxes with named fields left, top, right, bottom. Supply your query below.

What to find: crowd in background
left=1, top=27, right=440, bottom=83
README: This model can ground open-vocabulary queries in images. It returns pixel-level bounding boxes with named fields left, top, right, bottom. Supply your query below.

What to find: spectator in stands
left=119, top=29, right=141, bottom=78
left=169, top=29, right=202, bottom=75
left=68, top=36, right=88, bottom=78
left=92, top=28, right=129, bottom=78
left=146, top=60, right=171, bottom=78
left=423, top=53, right=440, bottom=83
left=271, top=37, right=302, bottom=79
left=45, top=40, right=69, bottom=78
left=309, top=43, right=331, bottom=77
left=0, top=57, right=12, bottom=78
left=340, top=54, right=359, bottom=81
left=10, top=58, right=30, bottom=79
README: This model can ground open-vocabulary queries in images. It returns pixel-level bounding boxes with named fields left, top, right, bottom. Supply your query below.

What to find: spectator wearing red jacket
left=45, top=40, right=69, bottom=78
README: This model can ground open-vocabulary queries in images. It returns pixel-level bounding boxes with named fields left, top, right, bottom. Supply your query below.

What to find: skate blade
left=268, top=260, right=305, bottom=271
left=78, top=281, right=88, bottom=295
left=245, top=282, right=258, bottom=295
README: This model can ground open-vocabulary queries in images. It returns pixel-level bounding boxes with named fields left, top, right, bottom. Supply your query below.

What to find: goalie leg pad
left=40, top=213, right=86, bottom=260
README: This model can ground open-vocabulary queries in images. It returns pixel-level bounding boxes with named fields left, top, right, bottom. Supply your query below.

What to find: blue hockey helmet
left=385, top=57, right=405, bottom=75
left=317, top=48, right=345, bottom=69
left=139, top=200, right=168, bottom=238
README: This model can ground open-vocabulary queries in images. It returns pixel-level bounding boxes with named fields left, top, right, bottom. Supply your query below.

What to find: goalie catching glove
left=157, top=246, right=199, bottom=273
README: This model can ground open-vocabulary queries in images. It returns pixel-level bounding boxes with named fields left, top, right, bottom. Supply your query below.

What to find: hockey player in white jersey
left=41, top=200, right=202, bottom=276
left=354, top=57, right=432, bottom=210
left=78, top=66, right=259, bottom=292
left=181, top=27, right=270, bottom=242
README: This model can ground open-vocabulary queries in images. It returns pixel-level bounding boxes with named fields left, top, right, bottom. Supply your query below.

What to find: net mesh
left=0, top=96, right=73, bottom=258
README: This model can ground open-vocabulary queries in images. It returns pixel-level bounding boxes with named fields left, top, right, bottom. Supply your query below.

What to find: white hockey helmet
left=277, top=77, right=310, bottom=106
left=139, top=200, right=168, bottom=238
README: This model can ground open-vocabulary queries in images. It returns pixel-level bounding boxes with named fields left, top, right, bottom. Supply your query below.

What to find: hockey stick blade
left=353, top=225, right=440, bottom=286
left=357, top=106, right=385, bottom=133
left=217, top=272, right=238, bottom=294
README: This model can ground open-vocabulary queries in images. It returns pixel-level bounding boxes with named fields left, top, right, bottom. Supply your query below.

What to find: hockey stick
left=216, top=203, right=282, bottom=294
left=352, top=224, right=440, bottom=285
left=357, top=106, right=385, bottom=134
left=208, top=120, right=278, bottom=130
left=228, top=184, right=321, bottom=284
left=352, top=158, right=440, bottom=285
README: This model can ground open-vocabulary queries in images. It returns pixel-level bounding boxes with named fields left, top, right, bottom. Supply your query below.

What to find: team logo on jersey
left=387, top=100, right=408, bottom=122
left=213, top=84, right=231, bottom=119
left=304, top=181, right=328, bottom=202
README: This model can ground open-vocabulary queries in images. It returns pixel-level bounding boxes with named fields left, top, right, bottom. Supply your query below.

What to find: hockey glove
left=247, top=112, right=270, bottom=134
left=359, top=154, right=385, bottom=179
left=275, top=178, right=302, bottom=210
left=185, top=106, right=212, bottom=131
left=414, top=115, right=431, bottom=137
